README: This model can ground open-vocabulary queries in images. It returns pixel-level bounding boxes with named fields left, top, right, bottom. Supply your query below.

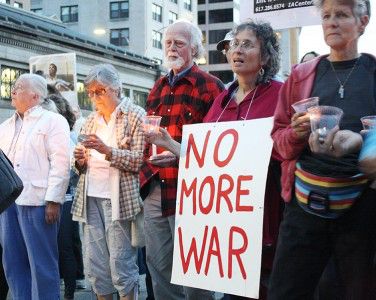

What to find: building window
left=198, top=0, right=205, bottom=4
left=168, top=11, right=177, bottom=24
left=209, top=71, right=234, bottom=84
left=202, top=31, right=206, bottom=44
left=0, top=66, right=28, bottom=102
left=184, top=0, right=192, bottom=11
left=110, top=28, right=129, bottom=46
left=198, top=11, right=205, bottom=25
left=170, top=0, right=177, bottom=3
left=0, top=0, right=11, bottom=4
left=209, top=9, right=233, bottom=23
left=14, top=2, right=23, bottom=8
left=110, top=1, right=129, bottom=19
left=152, top=31, right=162, bottom=49
left=152, top=4, right=162, bottom=22
left=133, top=90, right=148, bottom=108
left=209, top=50, right=227, bottom=64
left=31, top=8, right=43, bottom=15
left=209, top=0, right=229, bottom=3
left=61, top=5, right=78, bottom=23
left=77, top=82, right=93, bottom=111
left=122, top=88, right=130, bottom=98
left=209, top=29, right=231, bottom=44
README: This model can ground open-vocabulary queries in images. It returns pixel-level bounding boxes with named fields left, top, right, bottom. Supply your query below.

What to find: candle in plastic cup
left=291, top=97, right=319, bottom=113
left=308, top=106, right=343, bottom=139
left=143, top=116, right=162, bottom=133
left=360, top=116, right=376, bottom=130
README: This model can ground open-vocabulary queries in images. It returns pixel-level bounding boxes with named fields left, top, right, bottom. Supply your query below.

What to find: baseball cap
left=216, top=31, right=234, bottom=51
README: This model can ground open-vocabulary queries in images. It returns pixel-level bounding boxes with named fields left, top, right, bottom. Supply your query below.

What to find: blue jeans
left=58, top=200, right=83, bottom=299
left=0, top=203, right=60, bottom=300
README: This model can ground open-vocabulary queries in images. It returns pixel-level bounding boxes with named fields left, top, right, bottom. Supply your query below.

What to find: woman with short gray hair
left=72, top=64, right=146, bottom=300
left=269, top=0, right=375, bottom=298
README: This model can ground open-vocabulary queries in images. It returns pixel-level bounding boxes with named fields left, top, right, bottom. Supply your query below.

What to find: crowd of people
left=0, top=0, right=375, bottom=299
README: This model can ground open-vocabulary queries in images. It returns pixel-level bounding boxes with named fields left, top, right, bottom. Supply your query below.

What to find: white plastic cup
left=360, top=115, right=376, bottom=130
left=308, top=106, right=343, bottom=139
left=143, top=116, right=162, bottom=133
left=291, top=97, right=319, bottom=113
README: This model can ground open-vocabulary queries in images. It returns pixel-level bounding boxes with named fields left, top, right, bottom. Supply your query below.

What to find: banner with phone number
left=240, top=0, right=321, bottom=29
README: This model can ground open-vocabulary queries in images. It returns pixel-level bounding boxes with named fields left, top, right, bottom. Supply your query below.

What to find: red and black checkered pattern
left=140, top=64, right=224, bottom=217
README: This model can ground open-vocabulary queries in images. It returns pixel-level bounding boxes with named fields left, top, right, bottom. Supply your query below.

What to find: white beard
left=164, top=56, right=185, bottom=70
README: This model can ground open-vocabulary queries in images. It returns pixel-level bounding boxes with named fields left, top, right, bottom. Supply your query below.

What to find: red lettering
left=216, top=174, right=234, bottom=213
left=178, top=226, right=208, bottom=274
left=185, top=131, right=211, bottom=169
left=204, top=226, right=224, bottom=277
left=179, top=178, right=197, bottom=215
left=236, top=175, right=254, bottom=212
left=199, top=176, right=214, bottom=214
left=228, top=226, right=248, bottom=279
left=213, top=129, right=239, bottom=167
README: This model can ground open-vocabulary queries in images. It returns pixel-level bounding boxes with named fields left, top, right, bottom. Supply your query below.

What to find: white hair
left=313, top=0, right=370, bottom=19
left=84, top=64, right=122, bottom=91
left=19, top=73, right=47, bottom=103
left=164, top=20, right=205, bottom=60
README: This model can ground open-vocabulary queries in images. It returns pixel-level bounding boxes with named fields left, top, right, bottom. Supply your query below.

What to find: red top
left=204, top=79, right=283, bottom=251
left=140, top=64, right=224, bottom=217
left=271, top=56, right=324, bottom=202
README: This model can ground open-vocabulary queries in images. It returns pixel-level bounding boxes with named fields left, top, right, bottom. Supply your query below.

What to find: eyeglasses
left=229, top=39, right=258, bottom=51
left=86, top=88, right=108, bottom=98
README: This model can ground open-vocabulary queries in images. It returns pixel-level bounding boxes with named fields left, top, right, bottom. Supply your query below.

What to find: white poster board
left=29, top=53, right=78, bottom=106
left=240, top=0, right=321, bottom=29
left=171, top=118, right=274, bottom=299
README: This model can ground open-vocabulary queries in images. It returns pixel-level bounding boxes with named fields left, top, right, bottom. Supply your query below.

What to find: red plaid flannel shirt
left=140, top=64, right=224, bottom=217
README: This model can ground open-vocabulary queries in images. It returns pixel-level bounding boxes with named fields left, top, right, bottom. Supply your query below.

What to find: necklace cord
left=215, top=85, right=259, bottom=123
left=329, top=57, right=359, bottom=99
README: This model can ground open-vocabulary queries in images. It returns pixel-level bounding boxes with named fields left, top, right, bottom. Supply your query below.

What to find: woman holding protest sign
left=268, top=0, right=376, bottom=299
left=145, top=20, right=283, bottom=300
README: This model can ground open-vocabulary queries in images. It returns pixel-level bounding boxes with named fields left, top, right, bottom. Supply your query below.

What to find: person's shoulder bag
left=0, top=149, right=23, bottom=213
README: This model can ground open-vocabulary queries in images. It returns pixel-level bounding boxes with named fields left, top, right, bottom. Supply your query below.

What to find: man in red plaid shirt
left=140, top=20, right=224, bottom=300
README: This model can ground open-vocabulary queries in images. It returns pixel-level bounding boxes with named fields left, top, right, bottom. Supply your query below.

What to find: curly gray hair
left=313, top=0, right=370, bottom=19
left=232, top=20, right=280, bottom=84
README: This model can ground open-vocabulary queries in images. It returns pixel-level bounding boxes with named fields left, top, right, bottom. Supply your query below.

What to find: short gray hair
left=165, top=20, right=205, bottom=60
left=313, top=0, right=370, bottom=19
left=19, top=73, right=47, bottom=103
left=84, top=64, right=122, bottom=90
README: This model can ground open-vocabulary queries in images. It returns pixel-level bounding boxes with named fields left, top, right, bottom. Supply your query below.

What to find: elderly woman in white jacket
left=0, top=73, right=70, bottom=299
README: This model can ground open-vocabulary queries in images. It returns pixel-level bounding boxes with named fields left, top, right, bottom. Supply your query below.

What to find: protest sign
left=240, top=0, right=321, bottom=29
left=171, top=118, right=274, bottom=298
left=29, top=53, right=78, bottom=105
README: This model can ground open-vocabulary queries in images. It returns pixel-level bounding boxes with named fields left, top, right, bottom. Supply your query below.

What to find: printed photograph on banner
left=29, top=53, right=78, bottom=105
left=239, top=0, right=321, bottom=29
left=171, top=118, right=274, bottom=299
